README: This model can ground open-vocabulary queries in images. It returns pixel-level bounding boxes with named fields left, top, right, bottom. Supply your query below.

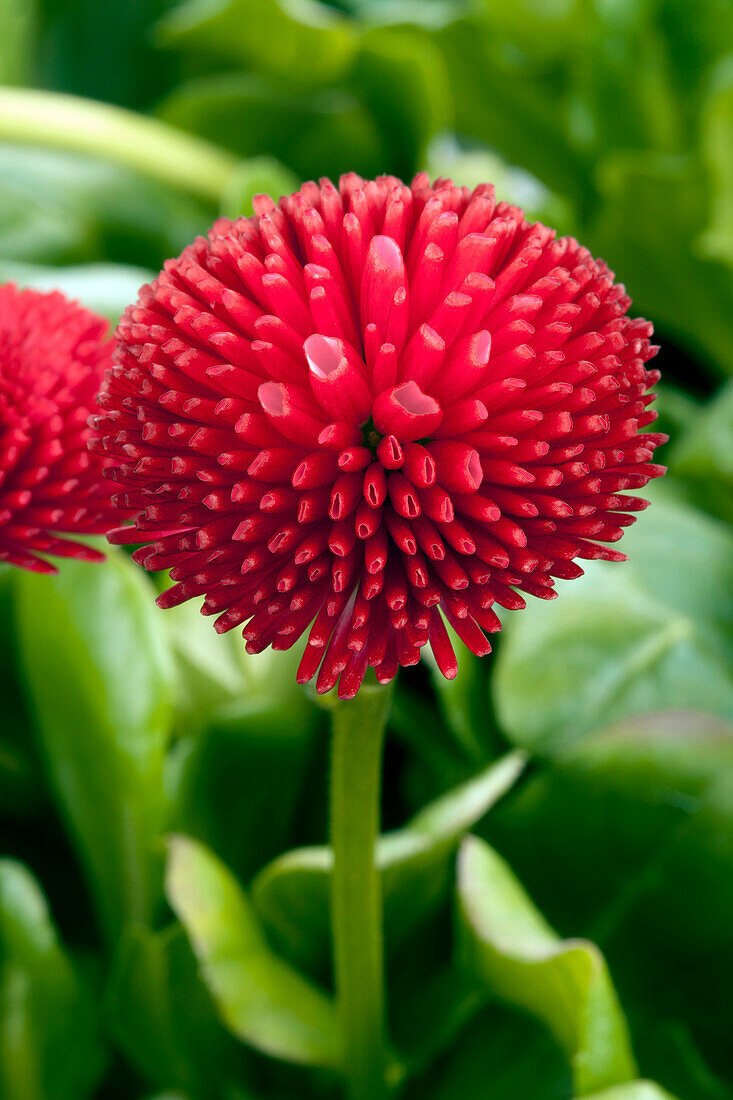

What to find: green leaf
left=253, top=752, right=525, bottom=977
left=165, top=835, right=339, bottom=1068
left=0, top=859, right=105, bottom=1100
left=220, top=157, right=299, bottom=219
left=456, top=835, right=637, bottom=1094
left=105, top=923, right=244, bottom=1096
left=158, top=73, right=384, bottom=183
left=0, top=0, right=35, bottom=84
left=401, top=1000, right=571, bottom=1100
left=590, top=150, right=733, bottom=376
left=14, top=551, right=175, bottom=941
left=493, top=494, right=733, bottom=753
left=641, top=1021, right=733, bottom=1100
left=699, top=57, right=733, bottom=269
left=0, top=142, right=213, bottom=271
left=671, top=380, right=733, bottom=524
left=168, top=691, right=320, bottom=882
left=582, top=1085, right=677, bottom=1100
left=425, top=136, right=576, bottom=236
left=423, top=621, right=504, bottom=765
left=485, top=711, right=733, bottom=1082
left=0, top=260, right=154, bottom=325
left=430, top=14, right=591, bottom=205
left=157, top=0, right=357, bottom=89
left=0, top=568, right=39, bottom=815
left=350, top=26, right=451, bottom=178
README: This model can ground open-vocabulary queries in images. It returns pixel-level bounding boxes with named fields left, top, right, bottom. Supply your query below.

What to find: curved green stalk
left=330, top=680, right=394, bottom=1099
left=0, top=86, right=237, bottom=202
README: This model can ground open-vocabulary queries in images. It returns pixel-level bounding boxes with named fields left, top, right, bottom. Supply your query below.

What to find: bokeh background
left=0, top=2, right=731, bottom=1099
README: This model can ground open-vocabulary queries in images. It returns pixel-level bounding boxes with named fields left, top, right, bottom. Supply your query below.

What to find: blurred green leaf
left=456, top=835, right=637, bottom=1094
left=253, top=752, right=525, bottom=977
left=168, top=690, right=320, bottom=882
left=0, top=0, right=36, bottom=84
left=422, top=622, right=505, bottom=765
left=672, top=378, right=733, bottom=523
left=401, top=1001, right=572, bottom=1100
left=220, top=157, right=299, bottom=219
left=494, top=494, right=733, bottom=753
left=156, top=593, right=248, bottom=734
left=486, top=710, right=733, bottom=1087
left=430, top=14, right=591, bottom=205
left=590, top=150, right=733, bottom=376
left=159, top=74, right=384, bottom=182
left=0, top=143, right=213, bottom=270
left=350, top=26, right=450, bottom=178
left=641, top=1020, right=733, bottom=1100
left=424, top=136, right=576, bottom=235
left=33, top=0, right=178, bottom=110
left=582, top=1086, right=677, bottom=1100
left=699, top=57, right=733, bottom=267
left=165, top=834, right=339, bottom=1067
left=105, top=923, right=243, bottom=1096
left=157, top=0, right=357, bottom=88
left=14, top=552, right=175, bottom=941
left=0, top=568, right=39, bottom=814
left=0, top=260, right=153, bottom=325
left=0, top=859, right=105, bottom=1100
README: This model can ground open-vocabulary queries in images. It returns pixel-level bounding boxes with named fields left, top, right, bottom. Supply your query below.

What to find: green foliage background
left=0, top=1, right=731, bottom=1098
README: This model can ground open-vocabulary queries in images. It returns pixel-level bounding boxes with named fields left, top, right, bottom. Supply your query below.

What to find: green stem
left=330, top=680, right=393, bottom=1100
left=0, top=86, right=237, bottom=202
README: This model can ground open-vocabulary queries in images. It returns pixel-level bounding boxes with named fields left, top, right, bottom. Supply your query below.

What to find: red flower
left=0, top=283, right=120, bottom=573
left=93, top=174, right=666, bottom=698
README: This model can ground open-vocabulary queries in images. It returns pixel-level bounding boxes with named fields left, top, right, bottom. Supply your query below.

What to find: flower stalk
left=330, top=679, right=394, bottom=1100
left=0, top=87, right=237, bottom=202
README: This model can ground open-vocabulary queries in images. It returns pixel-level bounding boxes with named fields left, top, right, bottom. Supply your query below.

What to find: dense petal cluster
left=0, top=283, right=120, bottom=572
left=93, top=174, right=665, bottom=697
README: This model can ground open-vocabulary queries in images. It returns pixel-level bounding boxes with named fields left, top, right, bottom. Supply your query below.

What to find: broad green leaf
left=0, top=0, right=35, bottom=84
left=350, top=26, right=451, bottom=178
left=158, top=584, right=316, bottom=740
left=401, top=1000, right=571, bottom=1100
left=423, top=620, right=504, bottom=765
left=220, top=157, right=299, bottom=219
left=165, top=835, right=339, bottom=1067
left=0, top=568, right=39, bottom=814
left=494, top=494, right=733, bottom=753
left=0, top=859, right=105, bottom=1100
left=168, top=690, right=320, bottom=882
left=486, top=711, right=733, bottom=1082
left=640, top=1020, right=733, bottom=1100
left=32, top=0, right=182, bottom=110
left=456, top=835, right=636, bottom=1094
left=253, top=752, right=525, bottom=976
left=583, top=1085, right=677, bottom=1100
left=0, top=260, right=154, bottom=325
left=590, top=149, right=733, bottom=376
left=105, top=924, right=244, bottom=1096
left=157, top=593, right=248, bottom=734
left=158, top=73, right=384, bottom=182
left=14, top=552, right=175, bottom=940
left=430, top=14, right=591, bottom=204
left=699, top=57, right=733, bottom=268
left=425, top=136, right=576, bottom=235
left=157, top=0, right=357, bottom=89
left=0, top=143, right=212, bottom=270
left=672, top=380, right=733, bottom=524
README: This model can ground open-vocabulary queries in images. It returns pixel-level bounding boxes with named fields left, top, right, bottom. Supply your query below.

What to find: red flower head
left=0, top=283, right=121, bottom=573
left=93, top=174, right=666, bottom=698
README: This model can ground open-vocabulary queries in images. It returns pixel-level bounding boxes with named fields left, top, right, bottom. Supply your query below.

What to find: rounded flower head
left=93, top=173, right=666, bottom=698
left=0, top=283, right=121, bottom=573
